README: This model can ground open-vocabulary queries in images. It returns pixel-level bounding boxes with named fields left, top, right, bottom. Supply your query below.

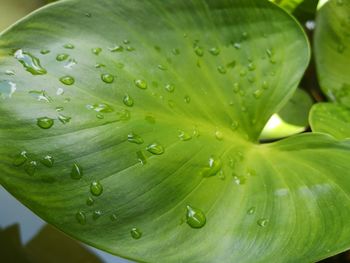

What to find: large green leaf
left=314, top=0, right=350, bottom=104
left=2, top=0, right=350, bottom=262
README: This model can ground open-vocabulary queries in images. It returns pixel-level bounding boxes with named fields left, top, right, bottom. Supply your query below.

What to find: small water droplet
left=63, top=43, right=74, bottom=49
left=130, top=228, right=142, bottom=239
left=41, top=155, right=54, bottom=167
left=56, top=53, right=69, bottom=62
left=24, top=161, right=37, bottom=176
left=37, top=117, right=54, bottom=129
left=241, top=32, right=248, bottom=40
left=40, top=49, right=50, bottom=55
left=146, top=143, right=164, bottom=155
left=5, top=70, right=15, bottom=75
left=178, top=130, right=192, bottom=141
left=135, top=79, right=147, bottom=89
left=85, top=12, right=92, bottom=17
left=145, top=115, right=156, bottom=124
left=246, top=168, right=256, bottom=176
left=71, top=163, right=83, bottom=179
left=209, top=47, right=220, bottom=56
left=13, top=151, right=28, bottom=166
left=215, top=130, right=224, bottom=140
left=233, top=43, right=241, bottom=49
left=58, top=114, right=71, bottom=124
left=257, top=218, right=269, bottom=227
left=90, top=181, right=103, bottom=196
left=231, top=121, right=239, bottom=131
left=165, top=84, right=175, bottom=93
left=92, top=47, right=102, bottom=55
left=248, top=62, right=256, bottom=71
left=109, top=45, right=124, bottom=52
left=194, top=46, right=204, bottom=57
left=86, top=197, right=94, bottom=206
left=262, top=81, right=269, bottom=90
left=123, top=39, right=130, bottom=44
left=95, top=63, right=106, bottom=68
left=240, top=69, right=247, bottom=77
left=186, top=205, right=206, bottom=228
left=76, top=211, right=86, bottom=225
left=101, top=73, right=114, bottom=84
left=60, top=76, right=75, bottom=85
left=233, top=174, right=246, bottom=185
left=136, top=150, right=147, bottom=165
left=110, top=213, right=118, bottom=221
left=157, top=64, right=167, bottom=71
left=217, top=66, right=227, bottom=74
left=56, top=106, right=64, bottom=112
left=233, top=83, right=240, bottom=93
left=126, top=46, right=135, bottom=52
left=128, top=133, right=144, bottom=144
left=184, top=95, right=191, bottom=104
left=172, top=48, right=180, bottom=55
left=116, top=109, right=130, bottom=121
left=93, top=210, right=103, bottom=220
left=201, top=157, right=222, bottom=177
left=87, top=103, right=114, bottom=113
left=253, top=89, right=263, bottom=99
left=247, top=207, right=256, bottom=215
left=64, top=59, right=77, bottom=69
left=14, top=49, right=47, bottom=75
left=123, top=94, right=134, bottom=107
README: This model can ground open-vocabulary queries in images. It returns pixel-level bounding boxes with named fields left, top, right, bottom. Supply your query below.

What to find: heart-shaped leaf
left=2, top=0, right=350, bottom=262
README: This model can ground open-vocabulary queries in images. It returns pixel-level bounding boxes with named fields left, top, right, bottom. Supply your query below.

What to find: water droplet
left=184, top=95, right=191, bottom=104
left=92, top=47, right=102, bottom=55
left=116, top=109, right=130, bottom=121
left=60, top=76, right=75, bottom=85
left=101, top=73, right=114, bottom=84
left=215, top=130, right=224, bottom=140
left=56, top=106, right=64, bottom=112
left=248, top=62, right=256, bottom=71
left=56, top=53, right=69, bottom=62
left=233, top=174, right=246, bottom=185
left=233, top=83, right=240, bottom=93
left=41, top=155, right=54, bottom=167
left=87, top=103, right=114, bottom=113
left=201, top=157, right=222, bottom=177
left=246, top=168, right=256, bottom=176
left=186, top=205, right=206, bottom=228
left=14, top=49, right=47, bottom=75
left=90, top=181, right=103, bottom=196
left=37, top=117, right=54, bottom=129
left=240, top=69, right=247, bottom=77
left=233, top=43, right=241, bottom=49
left=126, top=46, right=135, bottom=52
left=95, top=63, right=106, bottom=68
left=253, top=89, right=263, bottom=99
left=136, top=150, right=147, bottom=165
left=86, top=197, right=94, bottom=206
left=217, top=66, right=227, bottom=74
left=93, top=210, right=103, bottom=220
left=40, top=49, right=50, bottom=55
left=165, top=84, right=175, bottom=93
left=194, top=46, right=204, bottom=57
left=123, top=39, right=130, bottom=44
left=178, top=130, right=192, bottom=141
left=130, top=228, right=142, bottom=239
left=146, top=143, right=164, bottom=155
left=24, top=161, right=37, bottom=176
left=110, top=213, right=118, bottom=221
left=71, top=163, right=83, bottom=179
left=64, top=43, right=74, bottom=49
left=128, top=133, right=144, bottom=144
left=231, top=121, right=239, bottom=131
left=209, top=47, right=220, bottom=56
left=172, top=48, right=180, bottom=55
left=262, top=81, right=269, bottom=90
left=227, top=60, right=236, bottom=69
left=157, top=64, right=167, bottom=71
left=247, top=207, right=256, bottom=215
left=13, top=151, right=28, bottom=166
left=76, top=211, right=86, bottom=225
left=109, top=45, right=124, bottom=52
left=135, top=79, right=147, bottom=89
left=257, top=218, right=269, bottom=227
left=123, top=94, right=134, bottom=107
left=28, top=90, right=52, bottom=102
left=58, top=114, right=71, bottom=124
left=266, top=48, right=273, bottom=58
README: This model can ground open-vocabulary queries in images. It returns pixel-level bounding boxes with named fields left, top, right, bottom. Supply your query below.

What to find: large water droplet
left=146, top=143, right=164, bottom=155
left=25, top=161, right=37, bottom=176
left=123, top=94, right=134, bottom=107
left=71, top=163, right=83, bottom=179
left=14, top=49, right=47, bottom=75
left=76, top=211, right=86, bottom=225
left=215, top=130, right=224, bottom=141
left=37, top=117, right=54, bottom=129
left=13, top=151, right=27, bottom=166
left=186, top=205, right=206, bottom=228
left=60, top=76, right=75, bottom=85
left=135, top=79, right=147, bottom=89
left=90, top=181, right=103, bottom=196
left=128, top=133, right=144, bottom=144
left=201, top=157, right=222, bottom=177
left=101, top=74, right=114, bottom=84
left=130, top=228, right=142, bottom=239
left=41, top=155, right=54, bottom=168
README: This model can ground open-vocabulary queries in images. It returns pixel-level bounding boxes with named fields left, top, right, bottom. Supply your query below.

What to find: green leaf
left=3, top=0, right=350, bottom=262
left=310, top=103, right=350, bottom=140
left=314, top=0, right=350, bottom=104
left=269, top=0, right=305, bottom=13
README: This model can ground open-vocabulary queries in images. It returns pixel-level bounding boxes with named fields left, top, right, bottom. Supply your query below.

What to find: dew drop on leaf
left=56, top=53, right=69, bottom=62
left=24, top=161, right=37, bottom=176
left=231, top=121, right=239, bottom=131
left=86, top=197, right=94, bottom=206
left=215, top=130, right=224, bottom=141
left=194, top=46, right=204, bottom=57
left=247, top=207, right=256, bottom=215
left=128, top=133, right=144, bottom=144
left=262, top=81, right=269, bottom=90
left=41, top=155, right=54, bottom=168
left=58, top=114, right=71, bottom=124
left=201, top=157, right=222, bottom=177
left=37, top=117, right=54, bottom=129
left=109, top=45, right=124, bottom=52
left=63, top=43, right=74, bottom=49
left=157, top=64, right=167, bottom=71
left=76, top=211, right=86, bottom=225
left=253, top=89, right=263, bottom=99
left=14, top=49, right=47, bottom=75
left=59, top=76, right=75, bottom=85
left=136, top=150, right=147, bottom=165
left=110, top=214, right=118, bottom=221
left=130, top=228, right=142, bottom=239
left=178, top=130, right=192, bottom=141
left=135, top=79, right=147, bottom=89
left=172, top=48, right=180, bottom=55
left=209, top=47, right=220, bottom=56
left=184, top=95, right=191, bottom=104
left=93, top=210, right=103, bottom=220
left=92, top=47, right=102, bottom=55
left=87, top=103, right=114, bottom=113
left=257, top=218, right=269, bottom=227
left=146, top=143, right=164, bottom=155
left=71, top=163, right=83, bottom=180
left=13, top=151, right=28, bottom=166
left=233, top=43, right=241, bottom=49
left=40, top=49, right=50, bottom=55
left=186, top=205, right=206, bottom=229
left=233, top=83, right=240, bottom=93
left=248, top=62, right=256, bottom=71
left=217, top=66, right=227, bottom=74
left=123, top=94, right=134, bottom=107
left=90, top=181, right=103, bottom=196
left=165, top=84, right=175, bottom=93
left=101, top=73, right=114, bottom=84
left=233, top=174, right=246, bottom=185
